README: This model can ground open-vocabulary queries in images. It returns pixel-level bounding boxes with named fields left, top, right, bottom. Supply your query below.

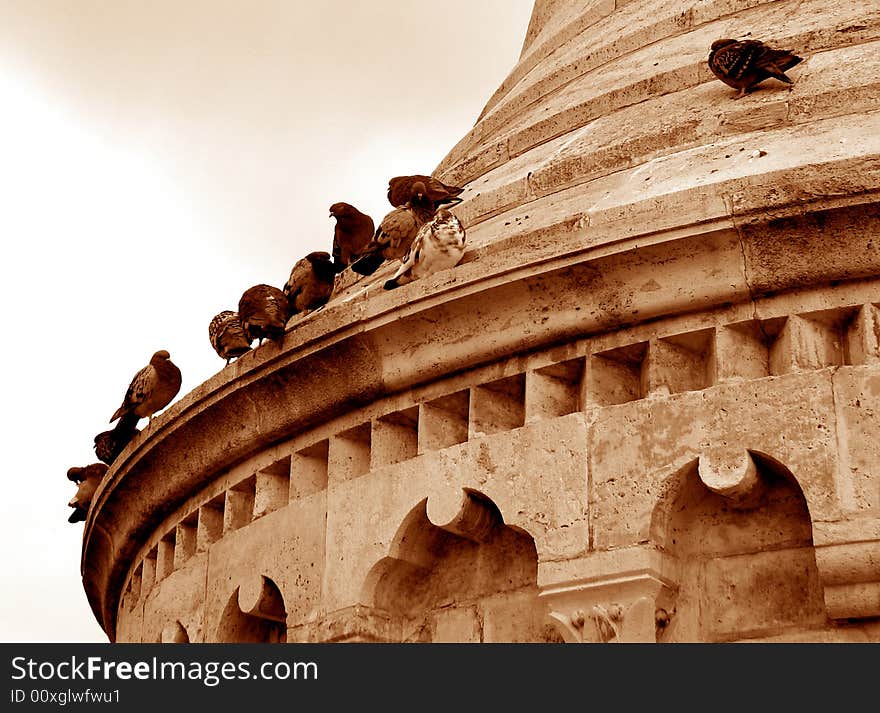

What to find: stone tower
left=82, top=0, right=880, bottom=643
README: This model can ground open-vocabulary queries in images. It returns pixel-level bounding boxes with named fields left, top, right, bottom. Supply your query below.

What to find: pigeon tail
left=350, top=252, right=386, bottom=276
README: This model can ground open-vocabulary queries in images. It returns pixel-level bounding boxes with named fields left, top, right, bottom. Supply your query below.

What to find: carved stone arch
left=649, top=450, right=816, bottom=552
left=361, top=488, right=561, bottom=642
left=648, top=449, right=823, bottom=641
left=214, top=575, right=287, bottom=643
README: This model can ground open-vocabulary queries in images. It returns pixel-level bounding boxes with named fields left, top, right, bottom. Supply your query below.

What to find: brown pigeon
left=238, top=284, right=291, bottom=345
left=209, top=310, right=253, bottom=364
left=388, top=175, right=465, bottom=210
left=94, top=412, right=140, bottom=466
left=384, top=209, right=467, bottom=290
left=110, top=350, right=182, bottom=425
left=350, top=189, right=436, bottom=276
left=330, top=202, right=375, bottom=271
left=283, top=251, right=338, bottom=315
left=708, top=38, right=803, bottom=98
left=67, top=463, right=109, bottom=523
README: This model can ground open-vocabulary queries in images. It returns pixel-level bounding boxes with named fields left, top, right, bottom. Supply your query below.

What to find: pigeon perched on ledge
left=209, top=310, right=253, bottom=364
left=238, top=284, right=291, bottom=345
left=283, top=251, right=338, bottom=315
left=708, top=38, right=803, bottom=99
left=67, top=463, right=108, bottom=523
left=387, top=175, right=465, bottom=210
left=110, top=350, right=182, bottom=425
left=350, top=190, right=436, bottom=276
left=384, top=208, right=467, bottom=290
left=93, top=412, right=140, bottom=465
left=330, top=202, right=375, bottom=271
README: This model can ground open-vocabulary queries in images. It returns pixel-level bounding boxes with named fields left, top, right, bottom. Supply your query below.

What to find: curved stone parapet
left=82, top=0, right=880, bottom=643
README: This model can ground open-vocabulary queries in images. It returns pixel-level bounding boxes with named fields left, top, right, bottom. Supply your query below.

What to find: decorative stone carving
left=541, top=553, right=678, bottom=643
left=697, top=449, right=765, bottom=509
left=426, top=488, right=501, bottom=543
left=238, top=575, right=286, bottom=623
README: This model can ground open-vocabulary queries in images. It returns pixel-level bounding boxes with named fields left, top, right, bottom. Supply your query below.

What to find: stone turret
left=82, top=0, right=880, bottom=643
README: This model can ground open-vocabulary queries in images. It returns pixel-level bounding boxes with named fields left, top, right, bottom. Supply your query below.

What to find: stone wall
left=84, top=0, right=880, bottom=643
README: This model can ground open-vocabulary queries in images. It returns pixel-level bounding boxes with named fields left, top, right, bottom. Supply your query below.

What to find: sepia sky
left=0, top=0, right=535, bottom=642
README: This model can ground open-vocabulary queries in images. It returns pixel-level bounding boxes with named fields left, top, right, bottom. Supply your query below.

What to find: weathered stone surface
left=703, top=548, right=826, bottom=641
left=141, top=554, right=207, bottom=643
left=831, top=367, right=880, bottom=514
left=202, top=493, right=325, bottom=640
left=589, top=371, right=842, bottom=550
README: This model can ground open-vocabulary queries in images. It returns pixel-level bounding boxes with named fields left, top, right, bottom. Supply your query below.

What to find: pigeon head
left=67, top=463, right=108, bottom=483
left=710, top=38, right=738, bottom=53
left=329, top=202, right=355, bottom=218
left=151, top=349, right=171, bottom=362
left=410, top=181, right=427, bottom=200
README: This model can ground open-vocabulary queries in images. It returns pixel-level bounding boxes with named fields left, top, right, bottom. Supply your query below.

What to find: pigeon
left=350, top=190, right=436, bottom=276
left=384, top=208, right=467, bottom=290
left=387, top=175, right=465, bottom=210
left=330, top=202, right=375, bottom=271
left=209, top=310, right=253, bottom=364
left=283, top=251, right=338, bottom=315
left=708, top=38, right=803, bottom=98
left=67, top=463, right=108, bottom=523
left=93, top=412, right=140, bottom=466
left=110, top=350, right=183, bottom=426
left=238, top=284, right=291, bottom=345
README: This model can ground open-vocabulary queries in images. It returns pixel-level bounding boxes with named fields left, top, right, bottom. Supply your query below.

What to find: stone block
left=196, top=496, right=224, bottom=553
left=525, top=358, right=584, bottom=421
left=291, top=440, right=329, bottom=499
left=703, top=547, right=826, bottom=641
left=715, top=321, right=770, bottom=382
left=470, top=374, right=526, bottom=437
left=223, top=477, right=255, bottom=534
left=254, top=457, right=291, bottom=519
left=431, top=605, right=482, bottom=643
left=480, top=588, right=555, bottom=643
left=328, top=423, right=371, bottom=483
left=371, top=408, right=419, bottom=468
left=173, top=515, right=197, bottom=570
left=831, top=366, right=880, bottom=513
left=418, top=391, right=469, bottom=453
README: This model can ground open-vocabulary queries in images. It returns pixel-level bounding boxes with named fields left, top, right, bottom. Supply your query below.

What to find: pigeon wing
left=383, top=220, right=434, bottom=290
left=111, top=364, right=154, bottom=422
left=754, top=45, right=802, bottom=82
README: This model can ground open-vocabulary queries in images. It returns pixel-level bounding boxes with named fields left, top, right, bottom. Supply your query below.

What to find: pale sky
left=0, top=0, right=534, bottom=642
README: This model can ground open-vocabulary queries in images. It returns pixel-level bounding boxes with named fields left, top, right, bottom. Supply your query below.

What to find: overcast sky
left=0, top=0, right=534, bottom=643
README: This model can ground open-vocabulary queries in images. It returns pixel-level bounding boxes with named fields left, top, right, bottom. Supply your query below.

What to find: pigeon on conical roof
left=387, top=175, right=464, bottom=210
left=94, top=412, right=140, bottom=465
left=351, top=186, right=436, bottom=276
left=283, top=251, right=337, bottom=315
left=209, top=310, right=253, bottom=364
left=238, top=284, right=291, bottom=345
left=110, top=350, right=182, bottom=425
left=384, top=208, right=467, bottom=290
left=66, top=463, right=108, bottom=523
left=708, top=38, right=803, bottom=99
left=330, top=202, right=375, bottom=271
